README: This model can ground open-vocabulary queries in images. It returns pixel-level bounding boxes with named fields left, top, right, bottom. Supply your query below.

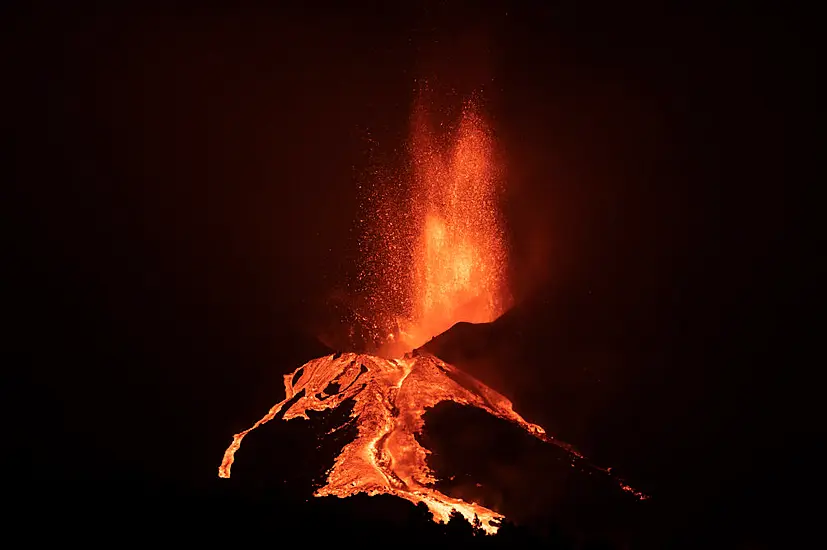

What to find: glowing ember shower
left=367, top=91, right=509, bottom=357
left=406, top=97, right=509, bottom=350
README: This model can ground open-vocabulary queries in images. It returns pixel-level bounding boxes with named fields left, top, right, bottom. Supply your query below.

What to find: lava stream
left=219, top=351, right=646, bottom=534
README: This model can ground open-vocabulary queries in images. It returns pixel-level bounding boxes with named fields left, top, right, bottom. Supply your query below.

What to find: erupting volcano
left=219, top=89, right=646, bottom=534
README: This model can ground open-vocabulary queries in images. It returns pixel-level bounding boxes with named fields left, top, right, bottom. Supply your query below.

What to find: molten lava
left=220, top=352, right=527, bottom=532
left=218, top=91, right=646, bottom=533
left=219, top=351, right=645, bottom=533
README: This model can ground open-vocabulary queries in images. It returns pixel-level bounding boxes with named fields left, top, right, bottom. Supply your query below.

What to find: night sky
left=11, top=2, right=816, bottom=546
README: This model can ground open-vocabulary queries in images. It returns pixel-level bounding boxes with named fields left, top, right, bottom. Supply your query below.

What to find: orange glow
left=404, top=97, right=508, bottom=351
left=219, top=352, right=645, bottom=533
left=218, top=89, right=646, bottom=533
left=365, top=91, right=509, bottom=357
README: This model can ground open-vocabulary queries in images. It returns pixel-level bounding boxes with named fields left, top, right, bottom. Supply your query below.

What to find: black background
left=10, top=2, right=816, bottom=547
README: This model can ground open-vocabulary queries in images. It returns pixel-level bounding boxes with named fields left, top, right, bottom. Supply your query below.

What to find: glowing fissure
left=219, top=92, right=646, bottom=534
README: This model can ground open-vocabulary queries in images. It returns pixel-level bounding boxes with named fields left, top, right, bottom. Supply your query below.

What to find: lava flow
left=218, top=90, right=646, bottom=534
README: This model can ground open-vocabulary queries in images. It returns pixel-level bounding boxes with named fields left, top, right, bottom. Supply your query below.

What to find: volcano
left=218, top=87, right=645, bottom=533
left=219, top=344, right=646, bottom=533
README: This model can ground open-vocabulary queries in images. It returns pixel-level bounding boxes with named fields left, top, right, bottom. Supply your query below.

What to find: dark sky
left=10, top=2, right=816, bottom=542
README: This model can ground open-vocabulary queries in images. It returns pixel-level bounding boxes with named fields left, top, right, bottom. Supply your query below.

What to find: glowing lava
left=219, top=351, right=645, bottom=534
left=349, top=89, right=509, bottom=357
left=218, top=90, right=646, bottom=534
left=402, top=96, right=509, bottom=352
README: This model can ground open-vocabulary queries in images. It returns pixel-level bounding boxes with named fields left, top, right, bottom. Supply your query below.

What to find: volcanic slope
left=219, top=349, right=646, bottom=533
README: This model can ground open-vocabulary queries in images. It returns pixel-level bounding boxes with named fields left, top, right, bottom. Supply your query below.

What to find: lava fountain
left=401, top=94, right=510, bottom=353
left=218, top=89, right=646, bottom=534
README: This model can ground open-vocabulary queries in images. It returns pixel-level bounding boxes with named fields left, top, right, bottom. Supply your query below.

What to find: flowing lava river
left=218, top=88, right=647, bottom=534
left=219, top=350, right=647, bottom=534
